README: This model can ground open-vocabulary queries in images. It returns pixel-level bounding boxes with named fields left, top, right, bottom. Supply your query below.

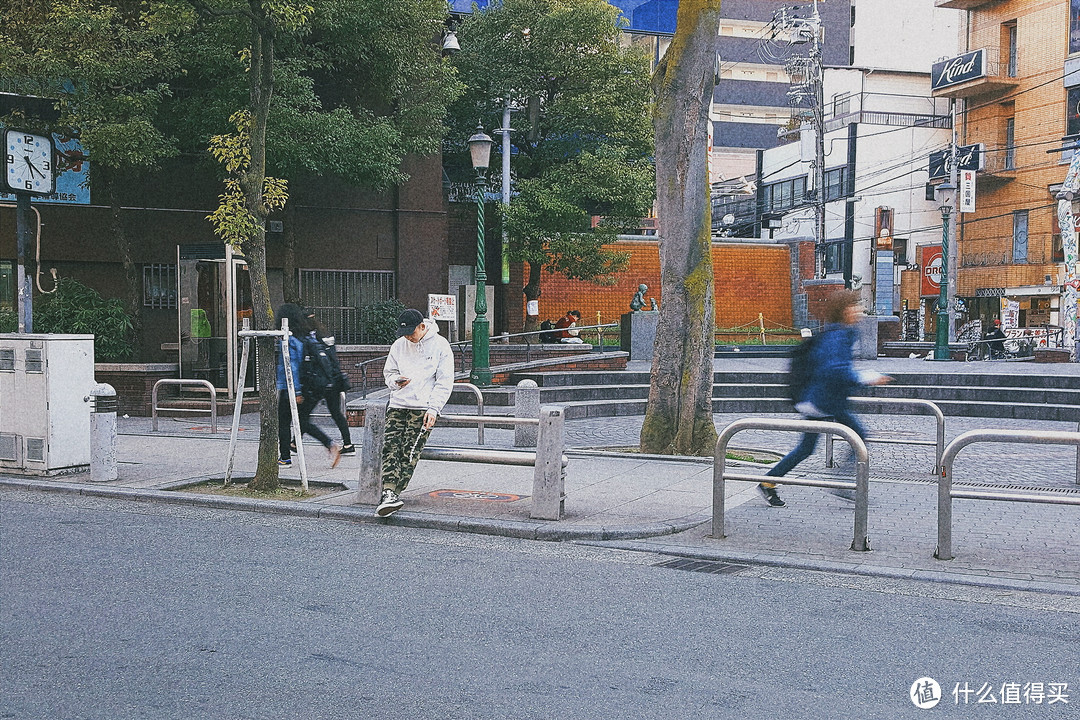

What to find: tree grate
left=653, top=558, right=748, bottom=575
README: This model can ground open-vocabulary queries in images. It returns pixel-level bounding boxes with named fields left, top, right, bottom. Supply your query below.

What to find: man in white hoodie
left=376, top=308, right=456, bottom=516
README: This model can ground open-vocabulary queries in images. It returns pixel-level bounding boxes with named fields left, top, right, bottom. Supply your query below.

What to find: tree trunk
left=105, top=168, right=143, bottom=361
left=639, top=0, right=721, bottom=456
left=281, top=201, right=298, bottom=303
left=522, top=260, right=542, bottom=332
left=243, top=10, right=281, bottom=491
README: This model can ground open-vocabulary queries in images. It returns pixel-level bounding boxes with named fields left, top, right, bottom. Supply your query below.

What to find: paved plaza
left=2, top=357, right=1080, bottom=597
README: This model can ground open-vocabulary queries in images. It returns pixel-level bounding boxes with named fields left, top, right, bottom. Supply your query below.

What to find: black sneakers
left=339, top=444, right=356, bottom=456
left=376, top=489, right=404, bottom=517
left=758, top=483, right=786, bottom=507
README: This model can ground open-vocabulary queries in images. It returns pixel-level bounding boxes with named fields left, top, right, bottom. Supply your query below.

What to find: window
left=1068, top=87, right=1080, bottom=137
left=824, top=166, right=849, bottom=202
left=1012, top=210, right=1028, bottom=263
left=1005, top=23, right=1018, bottom=77
left=1072, top=0, right=1080, bottom=55
left=142, top=264, right=177, bottom=309
left=762, top=175, right=808, bottom=213
left=299, top=269, right=396, bottom=344
left=824, top=241, right=847, bottom=274
left=1005, top=117, right=1016, bottom=169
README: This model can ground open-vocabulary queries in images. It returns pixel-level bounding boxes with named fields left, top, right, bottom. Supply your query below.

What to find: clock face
left=4, top=131, right=55, bottom=195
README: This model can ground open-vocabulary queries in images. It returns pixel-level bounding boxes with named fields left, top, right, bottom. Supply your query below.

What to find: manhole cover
left=427, top=489, right=522, bottom=502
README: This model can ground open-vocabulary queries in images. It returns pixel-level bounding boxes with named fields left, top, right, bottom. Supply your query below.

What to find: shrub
left=33, top=278, right=134, bottom=361
left=359, top=298, right=408, bottom=345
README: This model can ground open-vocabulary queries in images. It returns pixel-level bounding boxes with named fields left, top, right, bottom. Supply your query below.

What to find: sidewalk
left=3, top=356, right=1080, bottom=595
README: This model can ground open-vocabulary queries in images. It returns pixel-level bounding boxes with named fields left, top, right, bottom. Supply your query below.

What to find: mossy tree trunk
left=241, top=6, right=281, bottom=491
left=639, top=0, right=721, bottom=456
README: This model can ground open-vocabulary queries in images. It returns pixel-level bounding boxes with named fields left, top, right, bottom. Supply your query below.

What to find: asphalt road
left=2, top=489, right=1078, bottom=720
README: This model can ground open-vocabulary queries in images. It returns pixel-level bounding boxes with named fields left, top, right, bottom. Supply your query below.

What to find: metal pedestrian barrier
left=825, top=398, right=945, bottom=474
left=358, top=401, right=567, bottom=521
left=152, top=378, right=218, bottom=434
left=713, top=417, right=872, bottom=551
left=935, top=428, right=1080, bottom=561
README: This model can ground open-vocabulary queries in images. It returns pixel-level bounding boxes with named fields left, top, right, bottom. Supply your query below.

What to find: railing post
left=936, top=449, right=955, bottom=561
left=825, top=432, right=834, bottom=468
left=358, top=400, right=386, bottom=505
left=712, top=432, right=729, bottom=539
left=852, top=455, right=870, bottom=552
left=514, top=379, right=540, bottom=448
left=531, top=405, right=565, bottom=520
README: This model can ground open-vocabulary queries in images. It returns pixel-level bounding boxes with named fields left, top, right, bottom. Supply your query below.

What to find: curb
left=0, top=477, right=708, bottom=543
left=589, top=539, right=1080, bottom=597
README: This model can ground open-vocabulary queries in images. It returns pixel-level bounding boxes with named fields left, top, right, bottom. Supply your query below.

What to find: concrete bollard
left=357, top=400, right=387, bottom=505
left=514, top=379, right=539, bottom=448
left=531, top=405, right=566, bottom=520
left=85, top=383, right=118, bottom=483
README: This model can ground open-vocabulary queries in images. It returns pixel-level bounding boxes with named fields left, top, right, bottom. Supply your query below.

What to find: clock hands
left=23, top=155, right=46, bottom=179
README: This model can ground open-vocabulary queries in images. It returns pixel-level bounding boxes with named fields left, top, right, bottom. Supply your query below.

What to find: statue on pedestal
left=630, top=284, right=648, bottom=311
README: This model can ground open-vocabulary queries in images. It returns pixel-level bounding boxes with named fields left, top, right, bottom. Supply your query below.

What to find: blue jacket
left=801, top=324, right=861, bottom=417
left=275, top=334, right=304, bottom=392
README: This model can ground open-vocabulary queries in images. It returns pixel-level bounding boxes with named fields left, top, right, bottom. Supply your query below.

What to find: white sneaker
left=376, top=489, right=404, bottom=517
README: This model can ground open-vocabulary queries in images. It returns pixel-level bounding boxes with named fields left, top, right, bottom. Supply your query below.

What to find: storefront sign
left=921, top=245, right=943, bottom=297
left=931, top=50, right=986, bottom=91
left=928, top=144, right=983, bottom=180
left=976, top=287, right=1006, bottom=297
left=960, top=170, right=976, bottom=213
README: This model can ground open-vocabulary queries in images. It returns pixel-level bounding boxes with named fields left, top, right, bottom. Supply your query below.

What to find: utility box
left=0, top=334, right=94, bottom=475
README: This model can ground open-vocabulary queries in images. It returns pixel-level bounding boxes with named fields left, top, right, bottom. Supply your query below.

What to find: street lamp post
left=934, top=180, right=956, bottom=360
left=468, top=124, right=493, bottom=386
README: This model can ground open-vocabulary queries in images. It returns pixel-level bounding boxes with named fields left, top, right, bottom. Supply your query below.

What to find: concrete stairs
left=446, top=368, right=1080, bottom=423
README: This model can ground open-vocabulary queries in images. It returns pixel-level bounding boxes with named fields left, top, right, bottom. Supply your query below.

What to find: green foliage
left=33, top=278, right=134, bottom=361
left=0, top=309, right=16, bottom=333
left=447, top=0, right=654, bottom=290
left=359, top=298, right=407, bottom=345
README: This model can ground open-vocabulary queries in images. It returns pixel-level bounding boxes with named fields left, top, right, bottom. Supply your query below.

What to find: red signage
left=921, top=245, right=943, bottom=297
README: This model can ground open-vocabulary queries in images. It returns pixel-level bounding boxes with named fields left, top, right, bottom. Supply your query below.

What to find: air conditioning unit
left=0, top=334, right=94, bottom=475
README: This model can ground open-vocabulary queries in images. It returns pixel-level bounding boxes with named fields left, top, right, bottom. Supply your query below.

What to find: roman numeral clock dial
left=4, top=130, right=55, bottom=195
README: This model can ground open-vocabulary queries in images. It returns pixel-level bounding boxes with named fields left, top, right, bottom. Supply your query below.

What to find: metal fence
left=935, top=428, right=1080, bottom=561
left=299, top=269, right=396, bottom=344
left=713, top=417, right=871, bottom=552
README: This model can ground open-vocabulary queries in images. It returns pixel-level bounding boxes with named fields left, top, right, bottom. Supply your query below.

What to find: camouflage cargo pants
left=381, top=407, right=433, bottom=494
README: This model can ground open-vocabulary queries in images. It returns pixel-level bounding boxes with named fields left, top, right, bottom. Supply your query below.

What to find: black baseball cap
left=396, top=308, right=424, bottom=337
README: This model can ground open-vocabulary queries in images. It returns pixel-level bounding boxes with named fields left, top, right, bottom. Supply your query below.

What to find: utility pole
left=811, top=0, right=826, bottom=278
left=778, top=1, right=825, bottom=276
left=947, top=100, right=959, bottom=342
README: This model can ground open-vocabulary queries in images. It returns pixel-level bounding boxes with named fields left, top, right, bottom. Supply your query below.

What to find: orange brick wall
left=532, top=239, right=794, bottom=330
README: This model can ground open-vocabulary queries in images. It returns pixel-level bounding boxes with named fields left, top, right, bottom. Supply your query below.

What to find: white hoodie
left=384, top=318, right=455, bottom=414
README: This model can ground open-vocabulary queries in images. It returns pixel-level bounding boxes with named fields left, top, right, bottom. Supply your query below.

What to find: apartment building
left=929, top=0, right=1074, bottom=338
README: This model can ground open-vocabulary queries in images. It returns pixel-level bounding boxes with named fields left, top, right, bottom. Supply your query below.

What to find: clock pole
left=15, top=191, right=33, bottom=333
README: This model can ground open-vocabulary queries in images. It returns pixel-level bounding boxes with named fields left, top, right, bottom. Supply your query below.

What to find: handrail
left=713, top=417, right=871, bottom=551
left=152, top=379, right=218, bottom=434
left=935, top=428, right=1080, bottom=560
left=824, top=397, right=945, bottom=474
left=451, top=383, right=486, bottom=444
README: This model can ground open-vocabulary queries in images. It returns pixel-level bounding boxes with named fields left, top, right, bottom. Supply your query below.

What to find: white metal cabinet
left=0, top=334, right=94, bottom=474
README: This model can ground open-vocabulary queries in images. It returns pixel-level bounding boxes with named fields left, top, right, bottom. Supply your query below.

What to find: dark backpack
left=539, top=320, right=557, bottom=344
left=300, top=336, right=337, bottom=398
left=786, top=333, right=819, bottom=402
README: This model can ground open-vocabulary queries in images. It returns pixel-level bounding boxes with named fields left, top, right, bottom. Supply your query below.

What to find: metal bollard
left=514, top=379, right=539, bottom=448
left=84, top=383, right=118, bottom=483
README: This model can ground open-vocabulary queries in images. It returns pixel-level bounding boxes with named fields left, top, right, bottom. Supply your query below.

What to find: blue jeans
left=765, top=408, right=867, bottom=478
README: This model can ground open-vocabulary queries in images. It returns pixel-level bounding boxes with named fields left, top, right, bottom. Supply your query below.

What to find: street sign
left=428, top=294, right=456, bottom=323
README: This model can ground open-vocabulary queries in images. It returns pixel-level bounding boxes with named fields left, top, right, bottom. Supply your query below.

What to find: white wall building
left=755, top=0, right=961, bottom=318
